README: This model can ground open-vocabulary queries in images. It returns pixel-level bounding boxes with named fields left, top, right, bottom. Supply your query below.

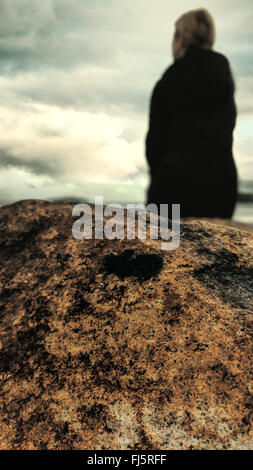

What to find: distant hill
left=237, top=193, right=253, bottom=203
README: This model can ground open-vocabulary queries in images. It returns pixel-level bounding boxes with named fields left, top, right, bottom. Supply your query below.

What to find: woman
left=145, top=8, right=238, bottom=219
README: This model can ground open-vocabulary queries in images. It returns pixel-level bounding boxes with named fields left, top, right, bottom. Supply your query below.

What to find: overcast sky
left=0, top=0, right=253, bottom=206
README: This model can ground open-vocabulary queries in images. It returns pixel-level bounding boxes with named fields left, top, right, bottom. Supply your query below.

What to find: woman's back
left=145, top=8, right=238, bottom=219
left=145, top=43, right=238, bottom=218
left=165, top=45, right=235, bottom=149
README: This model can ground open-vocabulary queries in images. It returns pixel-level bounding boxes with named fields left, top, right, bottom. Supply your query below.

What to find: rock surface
left=0, top=199, right=253, bottom=450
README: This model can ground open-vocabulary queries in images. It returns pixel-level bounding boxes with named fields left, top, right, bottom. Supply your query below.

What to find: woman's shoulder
left=160, top=61, right=179, bottom=80
left=156, top=61, right=180, bottom=89
left=160, top=47, right=232, bottom=83
left=206, top=48, right=231, bottom=70
left=184, top=43, right=230, bottom=64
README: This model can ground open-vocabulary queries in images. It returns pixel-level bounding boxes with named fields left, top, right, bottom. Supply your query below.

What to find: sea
left=234, top=179, right=253, bottom=225
left=233, top=201, right=253, bottom=225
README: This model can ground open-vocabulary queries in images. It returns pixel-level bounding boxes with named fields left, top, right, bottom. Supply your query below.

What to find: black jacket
left=145, top=43, right=238, bottom=218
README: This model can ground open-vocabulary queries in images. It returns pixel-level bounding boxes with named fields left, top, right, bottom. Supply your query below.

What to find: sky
left=0, top=0, right=253, bottom=207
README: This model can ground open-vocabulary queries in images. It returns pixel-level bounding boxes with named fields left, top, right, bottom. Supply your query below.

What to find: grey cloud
left=0, top=0, right=252, bottom=121
left=0, top=148, right=63, bottom=176
left=0, top=0, right=56, bottom=38
left=0, top=0, right=125, bottom=74
left=118, top=127, right=140, bottom=143
left=0, top=0, right=252, bottom=79
left=0, top=0, right=252, bottom=125
left=37, top=126, right=64, bottom=138
left=0, top=29, right=123, bottom=75
left=123, top=164, right=148, bottom=182
left=7, top=68, right=150, bottom=116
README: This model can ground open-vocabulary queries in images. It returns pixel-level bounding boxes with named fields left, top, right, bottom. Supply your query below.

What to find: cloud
left=235, top=74, right=253, bottom=116
left=0, top=147, right=63, bottom=176
left=0, top=0, right=129, bottom=74
left=0, top=164, right=147, bottom=208
left=0, top=98, right=147, bottom=191
left=0, top=0, right=252, bottom=84
left=123, top=163, right=148, bottom=183
left=0, top=0, right=56, bottom=38
left=117, top=127, right=140, bottom=143
left=0, top=67, right=149, bottom=116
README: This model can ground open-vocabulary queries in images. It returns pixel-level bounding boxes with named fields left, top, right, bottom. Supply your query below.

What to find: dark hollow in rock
left=101, top=249, right=164, bottom=281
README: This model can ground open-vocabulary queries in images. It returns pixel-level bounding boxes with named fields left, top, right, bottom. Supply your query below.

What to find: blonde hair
left=175, top=8, right=216, bottom=49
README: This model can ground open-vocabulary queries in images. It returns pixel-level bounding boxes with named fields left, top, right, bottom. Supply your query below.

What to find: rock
left=0, top=199, right=253, bottom=450
left=188, top=216, right=253, bottom=235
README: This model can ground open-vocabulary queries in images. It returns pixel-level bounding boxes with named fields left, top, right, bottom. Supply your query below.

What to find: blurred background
left=0, top=0, right=252, bottom=223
